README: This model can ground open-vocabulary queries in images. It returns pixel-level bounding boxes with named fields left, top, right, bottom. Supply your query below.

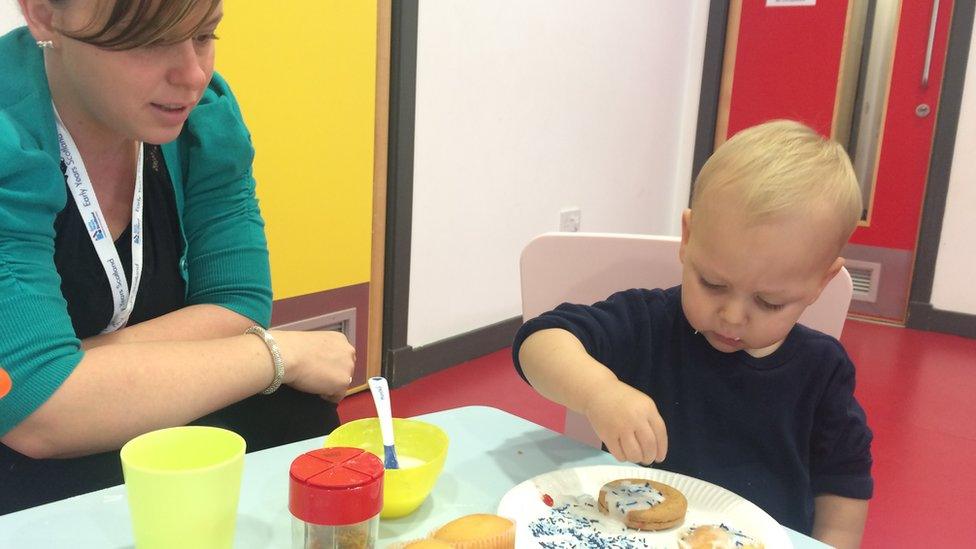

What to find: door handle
left=922, top=0, right=940, bottom=87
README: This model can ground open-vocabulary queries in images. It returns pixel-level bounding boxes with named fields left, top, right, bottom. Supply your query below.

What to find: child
left=513, top=120, right=873, bottom=548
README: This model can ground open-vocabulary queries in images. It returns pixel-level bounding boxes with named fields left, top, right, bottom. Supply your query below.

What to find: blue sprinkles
left=718, top=522, right=761, bottom=548
left=528, top=498, right=659, bottom=549
left=607, top=481, right=665, bottom=517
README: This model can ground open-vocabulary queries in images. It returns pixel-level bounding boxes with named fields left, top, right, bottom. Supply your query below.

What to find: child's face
left=679, top=204, right=843, bottom=357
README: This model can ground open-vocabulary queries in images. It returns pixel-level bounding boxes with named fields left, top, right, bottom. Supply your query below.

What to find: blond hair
left=691, top=120, right=862, bottom=248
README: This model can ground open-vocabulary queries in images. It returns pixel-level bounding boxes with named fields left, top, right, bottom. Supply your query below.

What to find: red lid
left=289, top=447, right=384, bottom=525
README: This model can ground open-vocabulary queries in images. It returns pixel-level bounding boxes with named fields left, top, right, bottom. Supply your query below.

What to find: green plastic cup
left=120, top=426, right=246, bottom=549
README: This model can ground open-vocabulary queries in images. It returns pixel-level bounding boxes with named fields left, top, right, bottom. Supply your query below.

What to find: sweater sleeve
left=0, top=113, right=83, bottom=436
left=512, top=288, right=673, bottom=384
left=809, top=350, right=874, bottom=500
left=174, top=73, right=272, bottom=327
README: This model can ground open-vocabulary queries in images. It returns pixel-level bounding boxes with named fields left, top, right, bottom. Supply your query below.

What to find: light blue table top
left=0, top=406, right=828, bottom=548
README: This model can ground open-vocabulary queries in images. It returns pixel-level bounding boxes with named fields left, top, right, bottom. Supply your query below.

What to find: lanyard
left=54, top=106, right=144, bottom=334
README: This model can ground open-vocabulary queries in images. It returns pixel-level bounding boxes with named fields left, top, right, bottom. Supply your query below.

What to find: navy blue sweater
left=512, top=286, right=873, bottom=534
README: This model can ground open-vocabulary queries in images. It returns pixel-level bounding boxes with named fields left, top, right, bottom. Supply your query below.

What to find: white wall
left=407, top=1, right=709, bottom=347
left=931, top=7, right=976, bottom=316
left=0, top=2, right=24, bottom=34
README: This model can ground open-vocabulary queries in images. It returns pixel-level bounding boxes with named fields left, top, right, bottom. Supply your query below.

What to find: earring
left=693, top=330, right=699, bottom=335
left=36, top=40, right=54, bottom=49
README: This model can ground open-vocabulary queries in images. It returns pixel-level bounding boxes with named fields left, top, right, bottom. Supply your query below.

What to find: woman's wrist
left=244, top=326, right=285, bottom=394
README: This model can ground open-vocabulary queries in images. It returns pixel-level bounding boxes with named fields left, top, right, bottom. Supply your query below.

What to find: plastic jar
left=289, top=447, right=384, bottom=549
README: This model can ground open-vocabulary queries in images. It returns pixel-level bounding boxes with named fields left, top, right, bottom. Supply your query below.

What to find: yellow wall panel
left=215, top=2, right=377, bottom=299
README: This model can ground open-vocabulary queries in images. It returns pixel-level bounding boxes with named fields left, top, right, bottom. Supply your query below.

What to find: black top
left=0, top=145, right=338, bottom=515
left=53, top=145, right=187, bottom=338
left=512, top=286, right=873, bottom=534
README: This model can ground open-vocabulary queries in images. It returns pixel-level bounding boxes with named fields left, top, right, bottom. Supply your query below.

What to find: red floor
left=338, top=319, right=976, bottom=548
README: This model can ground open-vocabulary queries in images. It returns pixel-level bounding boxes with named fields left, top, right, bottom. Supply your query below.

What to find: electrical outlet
left=559, top=208, right=581, bottom=232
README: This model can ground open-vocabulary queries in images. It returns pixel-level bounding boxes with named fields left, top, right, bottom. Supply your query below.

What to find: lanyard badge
left=54, top=106, right=144, bottom=334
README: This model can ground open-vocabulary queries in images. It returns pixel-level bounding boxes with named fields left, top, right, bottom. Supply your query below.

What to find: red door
left=846, top=0, right=954, bottom=322
left=716, top=0, right=955, bottom=324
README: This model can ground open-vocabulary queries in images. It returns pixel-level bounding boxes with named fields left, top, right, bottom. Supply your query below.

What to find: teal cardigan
left=0, top=27, right=273, bottom=435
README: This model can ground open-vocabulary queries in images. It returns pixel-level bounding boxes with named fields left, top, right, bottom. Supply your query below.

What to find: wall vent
left=273, top=308, right=357, bottom=346
left=845, top=259, right=881, bottom=303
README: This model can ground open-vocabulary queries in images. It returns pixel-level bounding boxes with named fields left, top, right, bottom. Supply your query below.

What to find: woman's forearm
left=82, top=304, right=254, bottom=350
left=2, top=334, right=274, bottom=459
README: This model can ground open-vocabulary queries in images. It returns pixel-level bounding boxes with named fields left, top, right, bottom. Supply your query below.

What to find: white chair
left=519, top=232, right=854, bottom=449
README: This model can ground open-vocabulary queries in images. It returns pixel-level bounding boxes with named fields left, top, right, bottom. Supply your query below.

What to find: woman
left=0, top=0, right=355, bottom=513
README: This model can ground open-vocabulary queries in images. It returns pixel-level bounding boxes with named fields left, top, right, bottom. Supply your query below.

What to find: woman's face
left=47, top=0, right=223, bottom=145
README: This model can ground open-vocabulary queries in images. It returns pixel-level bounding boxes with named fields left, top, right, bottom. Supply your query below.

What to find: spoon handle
left=368, top=376, right=399, bottom=469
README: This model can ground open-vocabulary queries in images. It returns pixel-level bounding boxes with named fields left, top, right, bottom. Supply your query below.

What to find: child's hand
left=583, top=380, right=668, bottom=465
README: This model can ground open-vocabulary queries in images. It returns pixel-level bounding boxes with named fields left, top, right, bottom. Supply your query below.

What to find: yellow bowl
left=324, top=417, right=449, bottom=518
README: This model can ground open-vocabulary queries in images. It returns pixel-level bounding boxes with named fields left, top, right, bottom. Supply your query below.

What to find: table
left=0, top=406, right=828, bottom=547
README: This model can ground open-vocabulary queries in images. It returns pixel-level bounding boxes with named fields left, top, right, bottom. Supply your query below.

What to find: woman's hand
left=584, top=380, right=669, bottom=465
left=271, top=330, right=356, bottom=402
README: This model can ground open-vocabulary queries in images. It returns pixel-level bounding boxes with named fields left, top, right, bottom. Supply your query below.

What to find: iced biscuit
left=678, top=523, right=764, bottom=549
left=597, top=478, right=687, bottom=531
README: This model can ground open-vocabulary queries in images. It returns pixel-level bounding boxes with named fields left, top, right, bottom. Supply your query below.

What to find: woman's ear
left=19, top=0, right=59, bottom=44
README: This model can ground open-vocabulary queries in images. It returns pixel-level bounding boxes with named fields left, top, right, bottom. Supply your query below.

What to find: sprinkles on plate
left=605, top=480, right=666, bottom=519
left=527, top=495, right=659, bottom=549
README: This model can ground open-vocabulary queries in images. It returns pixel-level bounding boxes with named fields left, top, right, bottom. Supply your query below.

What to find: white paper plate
left=497, top=465, right=791, bottom=548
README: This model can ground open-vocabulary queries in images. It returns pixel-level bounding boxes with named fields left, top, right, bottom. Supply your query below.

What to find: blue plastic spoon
left=367, top=376, right=400, bottom=469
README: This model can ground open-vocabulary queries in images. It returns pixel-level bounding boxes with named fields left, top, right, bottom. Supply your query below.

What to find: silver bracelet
left=245, top=325, right=284, bottom=395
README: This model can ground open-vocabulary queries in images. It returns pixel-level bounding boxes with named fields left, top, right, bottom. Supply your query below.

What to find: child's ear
left=679, top=209, right=692, bottom=264
left=810, top=257, right=846, bottom=304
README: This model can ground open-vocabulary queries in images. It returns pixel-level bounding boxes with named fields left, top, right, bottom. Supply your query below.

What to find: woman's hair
left=50, top=0, right=221, bottom=50
left=691, top=119, right=863, bottom=247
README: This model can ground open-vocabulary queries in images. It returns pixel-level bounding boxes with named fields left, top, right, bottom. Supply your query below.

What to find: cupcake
left=398, top=540, right=454, bottom=549
left=431, top=513, right=516, bottom=549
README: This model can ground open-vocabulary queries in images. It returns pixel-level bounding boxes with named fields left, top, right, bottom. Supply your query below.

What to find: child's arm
left=812, top=494, right=868, bottom=549
left=518, top=328, right=668, bottom=464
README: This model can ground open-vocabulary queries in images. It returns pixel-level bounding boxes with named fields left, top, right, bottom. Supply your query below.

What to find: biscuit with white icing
left=678, top=524, right=764, bottom=549
left=596, top=478, right=687, bottom=531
